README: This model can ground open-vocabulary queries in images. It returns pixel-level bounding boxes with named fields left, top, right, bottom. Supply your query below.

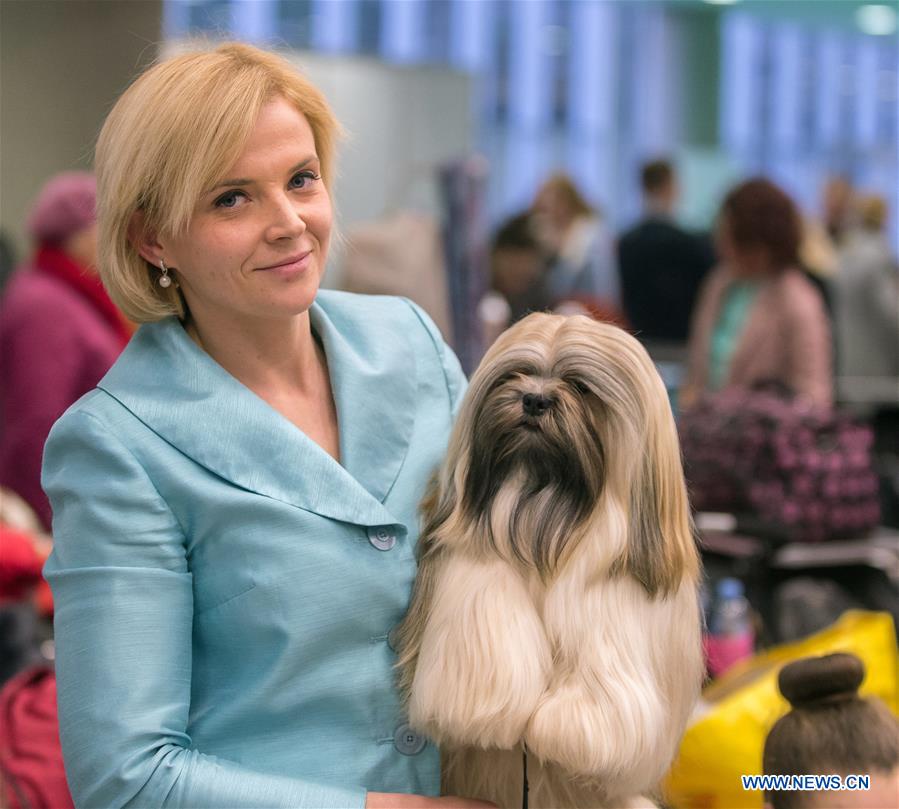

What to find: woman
left=834, top=194, right=899, bottom=379
left=681, top=178, right=832, bottom=410
left=530, top=173, right=619, bottom=311
left=0, top=172, right=130, bottom=530
left=41, top=43, right=488, bottom=808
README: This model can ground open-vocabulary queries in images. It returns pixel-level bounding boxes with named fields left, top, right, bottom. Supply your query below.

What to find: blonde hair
left=96, top=42, right=342, bottom=322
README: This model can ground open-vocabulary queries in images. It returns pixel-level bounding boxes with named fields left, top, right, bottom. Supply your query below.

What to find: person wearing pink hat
left=0, top=171, right=131, bottom=529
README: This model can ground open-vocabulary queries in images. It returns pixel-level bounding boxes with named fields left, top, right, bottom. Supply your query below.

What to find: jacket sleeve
left=42, top=408, right=366, bottom=809
left=402, top=298, right=469, bottom=420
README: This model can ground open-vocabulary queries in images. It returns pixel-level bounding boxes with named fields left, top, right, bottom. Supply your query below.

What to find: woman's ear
left=127, top=210, right=165, bottom=268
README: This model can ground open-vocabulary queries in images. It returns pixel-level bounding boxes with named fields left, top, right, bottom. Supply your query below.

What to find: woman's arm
left=43, top=407, right=367, bottom=809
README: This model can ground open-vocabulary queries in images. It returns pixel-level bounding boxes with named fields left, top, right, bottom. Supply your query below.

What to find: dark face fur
left=462, top=364, right=606, bottom=574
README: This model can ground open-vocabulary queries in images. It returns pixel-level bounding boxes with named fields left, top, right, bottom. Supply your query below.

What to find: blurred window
left=721, top=11, right=898, bottom=249
left=162, top=0, right=898, bottom=249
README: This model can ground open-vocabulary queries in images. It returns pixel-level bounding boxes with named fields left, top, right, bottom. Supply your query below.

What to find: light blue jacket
left=42, top=291, right=467, bottom=808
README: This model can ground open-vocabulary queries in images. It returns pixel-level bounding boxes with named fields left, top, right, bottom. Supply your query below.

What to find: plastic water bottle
left=704, top=577, right=754, bottom=677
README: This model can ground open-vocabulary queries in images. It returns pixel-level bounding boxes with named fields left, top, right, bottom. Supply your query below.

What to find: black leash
left=522, top=745, right=529, bottom=809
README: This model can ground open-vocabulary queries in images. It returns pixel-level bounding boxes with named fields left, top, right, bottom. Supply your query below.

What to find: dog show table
left=696, top=512, right=899, bottom=582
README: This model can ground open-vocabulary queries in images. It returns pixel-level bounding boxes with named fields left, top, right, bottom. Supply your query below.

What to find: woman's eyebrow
left=207, top=157, right=319, bottom=193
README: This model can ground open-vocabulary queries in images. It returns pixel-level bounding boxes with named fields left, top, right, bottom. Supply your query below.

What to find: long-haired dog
left=396, top=313, right=703, bottom=808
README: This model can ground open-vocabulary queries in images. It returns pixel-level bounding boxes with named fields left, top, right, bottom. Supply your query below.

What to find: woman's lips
left=255, top=252, right=312, bottom=275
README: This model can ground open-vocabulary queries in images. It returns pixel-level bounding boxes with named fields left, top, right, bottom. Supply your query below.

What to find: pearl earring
left=158, top=259, right=172, bottom=289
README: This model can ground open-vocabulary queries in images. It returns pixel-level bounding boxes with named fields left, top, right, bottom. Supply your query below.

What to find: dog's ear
left=417, top=471, right=444, bottom=559
left=621, top=378, right=700, bottom=597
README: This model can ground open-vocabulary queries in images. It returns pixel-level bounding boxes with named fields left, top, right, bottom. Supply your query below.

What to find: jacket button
left=393, top=723, right=426, bottom=756
left=368, top=526, right=396, bottom=551
left=387, top=625, right=400, bottom=653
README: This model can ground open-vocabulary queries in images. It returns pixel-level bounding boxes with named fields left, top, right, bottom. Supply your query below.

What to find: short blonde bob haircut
left=96, top=42, right=341, bottom=322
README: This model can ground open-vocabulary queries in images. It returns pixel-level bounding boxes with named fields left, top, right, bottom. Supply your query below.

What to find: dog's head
left=429, top=312, right=697, bottom=596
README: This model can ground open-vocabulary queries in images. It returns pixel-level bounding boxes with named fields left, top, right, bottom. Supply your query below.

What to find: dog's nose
left=522, top=393, right=552, bottom=417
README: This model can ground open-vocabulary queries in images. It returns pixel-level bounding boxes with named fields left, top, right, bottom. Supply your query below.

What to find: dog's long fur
left=396, top=313, right=703, bottom=808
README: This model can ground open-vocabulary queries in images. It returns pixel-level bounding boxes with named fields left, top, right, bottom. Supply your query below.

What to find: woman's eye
left=214, top=190, right=247, bottom=209
left=289, top=170, right=320, bottom=190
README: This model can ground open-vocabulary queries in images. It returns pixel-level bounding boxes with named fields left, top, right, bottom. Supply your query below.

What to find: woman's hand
left=365, top=793, right=496, bottom=808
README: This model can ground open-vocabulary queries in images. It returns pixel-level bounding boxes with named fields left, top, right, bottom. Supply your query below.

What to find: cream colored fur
left=397, top=313, right=703, bottom=809
left=410, top=553, right=552, bottom=749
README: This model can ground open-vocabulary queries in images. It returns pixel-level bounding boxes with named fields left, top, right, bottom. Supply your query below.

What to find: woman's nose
left=265, top=194, right=307, bottom=241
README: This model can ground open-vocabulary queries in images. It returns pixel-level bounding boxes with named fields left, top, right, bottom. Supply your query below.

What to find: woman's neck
left=184, top=308, right=324, bottom=400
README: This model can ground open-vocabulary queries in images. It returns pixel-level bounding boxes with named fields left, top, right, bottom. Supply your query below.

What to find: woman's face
left=157, top=96, right=332, bottom=327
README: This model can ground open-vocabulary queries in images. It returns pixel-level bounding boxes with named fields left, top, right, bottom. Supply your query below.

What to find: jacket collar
left=98, top=293, right=415, bottom=528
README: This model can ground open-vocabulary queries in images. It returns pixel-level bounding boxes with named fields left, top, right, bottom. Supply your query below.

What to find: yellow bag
left=664, top=610, right=899, bottom=809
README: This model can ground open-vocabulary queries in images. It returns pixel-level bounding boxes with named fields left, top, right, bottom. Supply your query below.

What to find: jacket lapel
left=311, top=291, right=417, bottom=506
left=97, top=294, right=416, bottom=528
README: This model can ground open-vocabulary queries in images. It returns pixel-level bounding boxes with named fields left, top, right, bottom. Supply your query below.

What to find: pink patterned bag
left=679, top=387, right=880, bottom=543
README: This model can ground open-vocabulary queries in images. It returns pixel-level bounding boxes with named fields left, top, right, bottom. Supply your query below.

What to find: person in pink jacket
left=682, top=178, right=833, bottom=411
left=0, top=172, right=131, bottom=528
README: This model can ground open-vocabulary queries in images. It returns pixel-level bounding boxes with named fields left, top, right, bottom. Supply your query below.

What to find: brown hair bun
left=778, top=653, right=865, bottom=709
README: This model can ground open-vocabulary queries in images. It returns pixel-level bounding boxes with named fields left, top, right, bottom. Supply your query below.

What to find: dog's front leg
left=409, top=553, right=551, bottom=750
left=525, top=569, right=702, bottom=798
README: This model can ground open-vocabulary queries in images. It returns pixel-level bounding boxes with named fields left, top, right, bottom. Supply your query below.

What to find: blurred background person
left=530, top=172, right=620, bottom=316
left=0, top=482, right=68, bottom=809
left=798, top=216, right=839, bottom=322
left=617, top=158, right=715, bottom=347
left=822, top=175, right=856, bottom=248
left=834, top=194, right=899, bottom=380
left=0, top=172, right=131, bottom=530
left=681, top=178, right=832, bottom=410
left=487, top=211, right=548, bottom=324
left=0, top=230, right=17, bottom=295
left=796, top=175, right=858, bottom=321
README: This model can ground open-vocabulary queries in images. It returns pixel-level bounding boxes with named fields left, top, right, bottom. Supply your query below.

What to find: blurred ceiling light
left=703, top=0, right=741, bottom=5
left=856, top=4, right=898, bottom=36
